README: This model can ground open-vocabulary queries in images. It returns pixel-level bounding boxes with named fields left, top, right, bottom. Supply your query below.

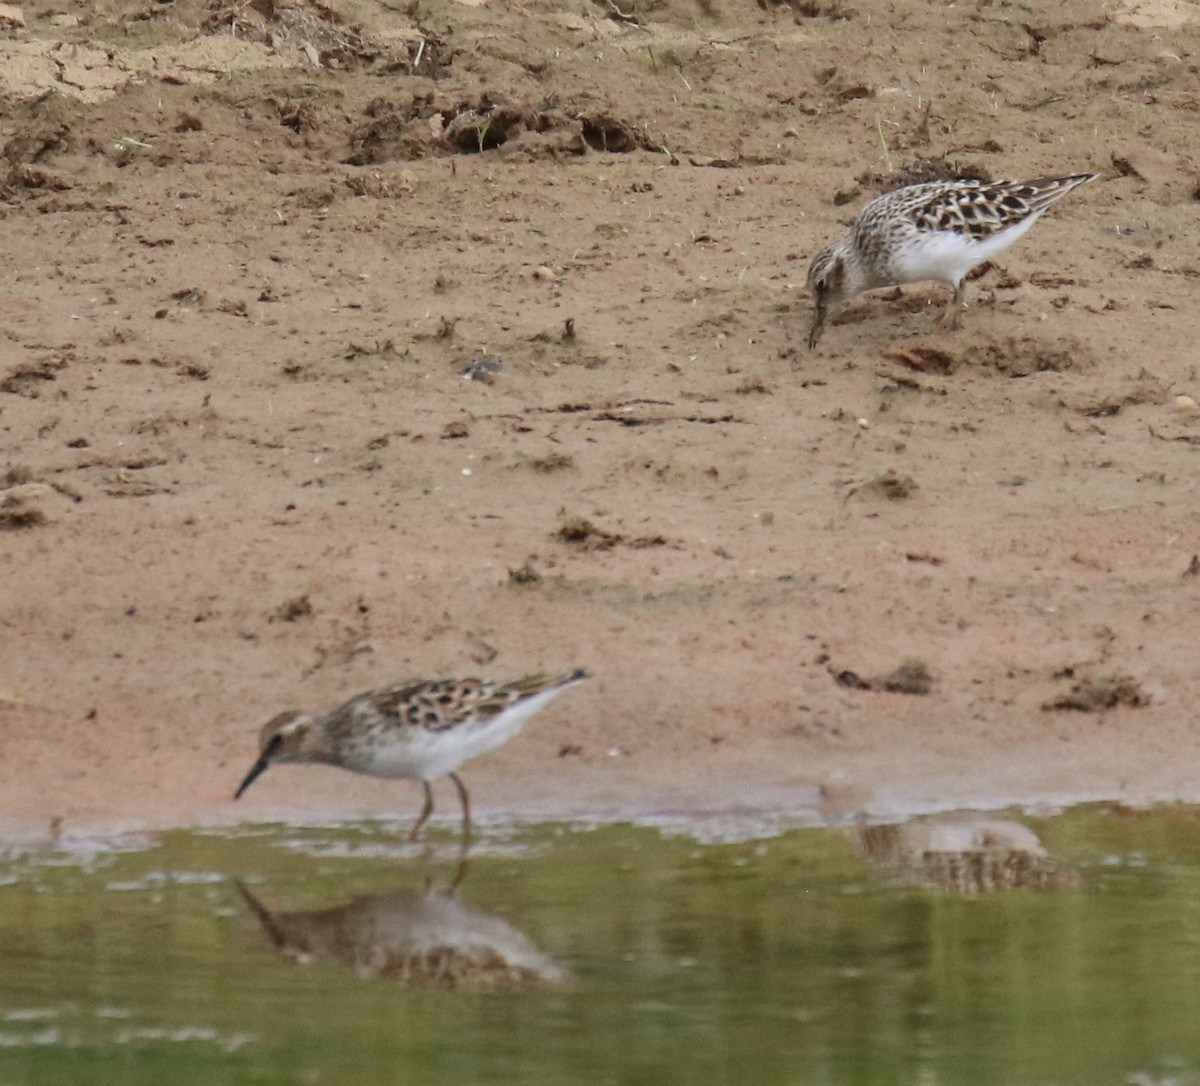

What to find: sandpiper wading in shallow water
left=234, top=670, right=590, bottom=840
left=805, top=172, right=1097, bottom=347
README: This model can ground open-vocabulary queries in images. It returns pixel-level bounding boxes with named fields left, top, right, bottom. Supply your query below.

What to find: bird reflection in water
left=855, top=816, right=1081, bottom=893
left=236, top=862, right=570, bottom=989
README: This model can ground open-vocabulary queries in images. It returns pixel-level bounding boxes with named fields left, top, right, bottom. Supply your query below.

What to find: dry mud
left=1, top=0, right=1199, bottom=836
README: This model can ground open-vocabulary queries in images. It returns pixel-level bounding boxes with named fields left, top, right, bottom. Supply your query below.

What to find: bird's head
left=805, top=241, right=853, bottom=349
left=234, top=710, right=317, bottom=799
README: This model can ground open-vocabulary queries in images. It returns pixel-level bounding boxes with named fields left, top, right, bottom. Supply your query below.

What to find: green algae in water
left=0, top=808, right=1199, bottom=1084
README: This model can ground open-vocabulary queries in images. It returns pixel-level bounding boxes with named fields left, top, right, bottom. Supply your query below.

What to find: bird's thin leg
left=410, top=779, right=435, bottom=841
left=937, top=280, right=965, bottom=330
left=449, top=771, right=472, bottom=844
left=448, top=854, right=470, bottom=894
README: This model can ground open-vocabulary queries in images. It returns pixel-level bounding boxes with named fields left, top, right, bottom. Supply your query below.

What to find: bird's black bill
left=234, top=754, right=271, bottom=800
left=807, top=305, right=826, bottom=350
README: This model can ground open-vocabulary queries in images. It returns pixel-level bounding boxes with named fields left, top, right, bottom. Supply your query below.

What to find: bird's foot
left=936, top=304, right=964, bottom=331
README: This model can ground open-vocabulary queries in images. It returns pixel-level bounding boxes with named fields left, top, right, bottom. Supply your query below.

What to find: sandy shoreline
left=3, top=0, right=1199, bottom=845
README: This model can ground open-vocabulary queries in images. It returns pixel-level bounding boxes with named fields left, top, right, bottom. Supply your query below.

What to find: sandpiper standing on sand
left=234, top=669, right=590, bottom=840
left=806, top=172, right=1096, bottom=346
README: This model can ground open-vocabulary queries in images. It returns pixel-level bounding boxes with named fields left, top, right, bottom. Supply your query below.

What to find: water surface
left=1, top=806, right=1199, bottom=1085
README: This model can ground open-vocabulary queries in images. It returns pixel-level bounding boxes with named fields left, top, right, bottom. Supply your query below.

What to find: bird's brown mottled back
left=855, top=174, right=1096, bottom=255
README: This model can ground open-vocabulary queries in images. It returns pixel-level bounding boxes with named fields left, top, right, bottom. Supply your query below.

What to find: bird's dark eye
left=815, top=277, right=827, bottom=292
left=264, top=732, right=284, bottom=755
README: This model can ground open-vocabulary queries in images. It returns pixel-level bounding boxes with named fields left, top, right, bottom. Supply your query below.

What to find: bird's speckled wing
left=344, top=671, right=588, bottom=735
left=855, top=175, right=1095, bottom=248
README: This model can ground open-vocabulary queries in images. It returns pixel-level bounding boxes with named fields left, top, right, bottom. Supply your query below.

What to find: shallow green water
left=1, top=806, right=1200, bottom=1085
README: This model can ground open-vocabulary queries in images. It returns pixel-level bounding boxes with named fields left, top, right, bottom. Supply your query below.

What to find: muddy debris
left=349, top=94, right=658, bottom=164
left=555, top=516, right=618, bottom=549
left=851, top=471, right=918, bottom=502
left=856, top=156, right=993, bottom=193
left=528, top=453, right=573, bottom=473
left=882, top=343, right=959, bottom=375
left=0, top=483, right=65, bottom=530
left=776, top=0, right=854, bottom=17
left=198, top=0, right=429, bottom=73
left=879, top=659, right=934, bottom=696
left=1, top=354, right=70, bottom=397
left=271, top=595, right=314, bottom=623
left=4, top=162, right=72, bottom=192
left=343, top=170, right=414, bottom=199
left=2, top=121, right=71, bottom=167
left=460, top=358, right=502, bottom=383
left=345, top=339, right=399, bottom=361
left=965, top=337, right=1090, bottom=378
left=831, top=658, right=933, bottom=696
left=553, top=516, right=668, bottom=551
left=0, top=498, right=46, bottom=531
left=1066, top=375, right=1169, bottom=418
left=1042, top=675, right=1148, bottom=713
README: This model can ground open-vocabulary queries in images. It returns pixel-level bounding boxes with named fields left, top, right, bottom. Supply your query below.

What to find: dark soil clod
left=1042, top=676, right=1148, bottom=713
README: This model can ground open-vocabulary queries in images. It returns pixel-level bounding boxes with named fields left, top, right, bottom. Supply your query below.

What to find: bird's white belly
left=888, top=213, right=1042, bottom=287
left=356, top=686, right=569, bottom=781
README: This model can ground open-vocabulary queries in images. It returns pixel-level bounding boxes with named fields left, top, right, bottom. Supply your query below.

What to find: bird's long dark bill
left=234, top=754, right=271, bottom=800
left=807, top=305, right=827, bottom=349
left=233, top=881, right=289, bottom=950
